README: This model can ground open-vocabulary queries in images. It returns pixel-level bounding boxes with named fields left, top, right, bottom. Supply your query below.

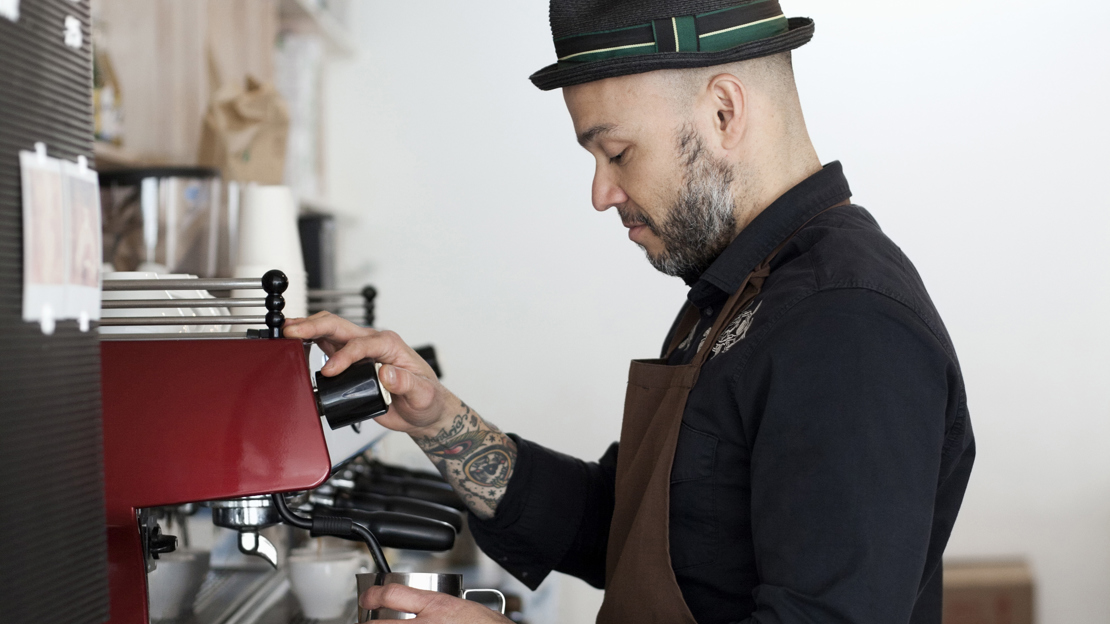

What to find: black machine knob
left=315, top=360, right=391, bottom=429
left=261, top=269, right=289, bottom=339
left=331, top=491, right=464, bottom=532
left=353, top=473, right=465, bottom=512
left=362, top=286, right=377, bottom=327
left=364, top=459, right=446, bottom=483
left=148, top=525, right=178, bottom=559
left=413, top=345, right=441, bottom=379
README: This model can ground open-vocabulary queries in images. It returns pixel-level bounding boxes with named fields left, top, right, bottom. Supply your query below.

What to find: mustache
left=617, top=204, right=656, bottom=231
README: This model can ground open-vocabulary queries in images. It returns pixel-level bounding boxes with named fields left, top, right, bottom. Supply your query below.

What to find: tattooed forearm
left=412, top=400, right=517, bottom=519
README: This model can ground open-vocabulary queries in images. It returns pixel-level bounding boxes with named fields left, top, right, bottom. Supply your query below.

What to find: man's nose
left=592, top=167, right=628, bottom=212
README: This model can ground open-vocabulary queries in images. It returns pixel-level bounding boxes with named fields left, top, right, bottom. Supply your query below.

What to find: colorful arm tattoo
left=412, top=400, right=518, bottom=519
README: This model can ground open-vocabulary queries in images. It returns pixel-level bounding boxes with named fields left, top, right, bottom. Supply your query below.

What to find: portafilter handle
left=314, top=508, right=456, bottom=552
left=208, top=496, right=282, bottom=568
left=328, top=491, right=465, bottom=533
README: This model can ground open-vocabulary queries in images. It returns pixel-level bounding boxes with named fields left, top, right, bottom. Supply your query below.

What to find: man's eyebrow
left=577, top=124, right=616, bottom=147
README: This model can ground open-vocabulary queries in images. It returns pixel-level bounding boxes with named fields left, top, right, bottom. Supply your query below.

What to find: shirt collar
left=686, top=161, right=852, bottom=309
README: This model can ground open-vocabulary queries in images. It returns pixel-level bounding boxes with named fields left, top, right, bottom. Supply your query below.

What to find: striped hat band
left=554, top=0, right=789, bottom=64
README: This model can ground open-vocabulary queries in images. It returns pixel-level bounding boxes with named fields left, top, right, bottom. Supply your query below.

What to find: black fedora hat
left=530, top=0, right=814, bottom=91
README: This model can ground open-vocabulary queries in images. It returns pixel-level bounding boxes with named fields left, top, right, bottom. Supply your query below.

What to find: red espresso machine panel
left=100, top=338, right=332, bottom=624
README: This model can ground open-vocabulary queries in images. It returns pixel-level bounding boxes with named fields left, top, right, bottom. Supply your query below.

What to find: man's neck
left=733, top=142, right=822, bottom=234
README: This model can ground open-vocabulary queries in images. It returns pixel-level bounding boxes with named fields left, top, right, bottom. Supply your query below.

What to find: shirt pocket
left=669, top=422, right=719, bottom=570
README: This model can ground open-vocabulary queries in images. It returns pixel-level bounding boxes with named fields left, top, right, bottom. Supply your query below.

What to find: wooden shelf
left=278, top=0, right=355, bottom=57
left=298, top=193, right=351, bottom=217
left=93, top=141, right=143, bottom=170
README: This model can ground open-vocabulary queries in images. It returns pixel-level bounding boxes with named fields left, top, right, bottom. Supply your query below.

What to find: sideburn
left=647, top=126, right=739, bottom=278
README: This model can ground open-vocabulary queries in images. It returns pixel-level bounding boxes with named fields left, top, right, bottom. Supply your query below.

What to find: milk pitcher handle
left=462, top=589, right=506, bottom=614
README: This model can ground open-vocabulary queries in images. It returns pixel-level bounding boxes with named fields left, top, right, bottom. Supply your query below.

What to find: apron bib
left=596, top=203, right=844, bottom=623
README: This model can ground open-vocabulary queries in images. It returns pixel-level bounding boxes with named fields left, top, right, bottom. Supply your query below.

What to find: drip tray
left=154, top=568, right=358, bottom=624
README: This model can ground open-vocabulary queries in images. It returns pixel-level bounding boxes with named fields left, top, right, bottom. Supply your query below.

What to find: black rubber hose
left=271, top=493, right=312, bottom=529
left=270, top=493, right=391, bottom=573
left=351, top=522, right=391, bottom=574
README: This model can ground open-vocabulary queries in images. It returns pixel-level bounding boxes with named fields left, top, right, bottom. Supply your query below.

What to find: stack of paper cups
left=232, top=185, right=308, bottom=324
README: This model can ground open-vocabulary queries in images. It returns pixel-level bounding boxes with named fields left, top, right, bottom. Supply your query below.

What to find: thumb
left=360, top=584, right=441, bottom=614
left=379, top=364, right=437, bottom=410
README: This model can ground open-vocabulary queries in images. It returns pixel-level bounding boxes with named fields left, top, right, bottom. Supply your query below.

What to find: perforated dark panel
left=0, top=1, right=110, bottom=622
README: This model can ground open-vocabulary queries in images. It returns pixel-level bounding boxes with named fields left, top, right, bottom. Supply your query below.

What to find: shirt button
left=704, top=307, right=714, bottom=316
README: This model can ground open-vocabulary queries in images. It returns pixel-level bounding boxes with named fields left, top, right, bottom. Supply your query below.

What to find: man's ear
left=706, top=73, right=747, bottom=150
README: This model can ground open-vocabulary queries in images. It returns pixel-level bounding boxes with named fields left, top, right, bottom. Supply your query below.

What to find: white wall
left=323, top=1, right=1110, bottom=621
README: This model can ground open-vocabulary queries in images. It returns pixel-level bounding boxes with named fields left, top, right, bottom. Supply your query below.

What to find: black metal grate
left=0, top=1, right=110, bottom=622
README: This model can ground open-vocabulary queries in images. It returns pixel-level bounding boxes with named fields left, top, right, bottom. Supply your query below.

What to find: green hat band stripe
left=554, top=1, right=788, bottom=64
left=559, top=42, right=657, bottom=62
left=698, top=15, right=788, bottom=52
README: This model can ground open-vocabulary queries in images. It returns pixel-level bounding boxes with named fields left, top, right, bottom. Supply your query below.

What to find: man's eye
left=609, top=150, right=627, bottom=165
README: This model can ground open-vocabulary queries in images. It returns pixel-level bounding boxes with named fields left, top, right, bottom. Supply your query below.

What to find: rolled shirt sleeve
left=737, top=289, right=954, bottom=623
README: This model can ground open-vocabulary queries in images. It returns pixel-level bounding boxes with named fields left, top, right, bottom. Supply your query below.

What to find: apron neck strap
left=663, top=305, right=702, bottom=357
left=686, top=200, right=849, bottom=370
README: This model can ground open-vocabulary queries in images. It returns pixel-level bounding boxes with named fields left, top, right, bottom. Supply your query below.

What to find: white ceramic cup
left=287, top=548, right=367, bottom=620
left=147, top=549, right=211, bottom=620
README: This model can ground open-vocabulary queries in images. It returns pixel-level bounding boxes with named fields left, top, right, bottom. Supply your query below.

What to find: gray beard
left=622, top=126, right=739, bottom=278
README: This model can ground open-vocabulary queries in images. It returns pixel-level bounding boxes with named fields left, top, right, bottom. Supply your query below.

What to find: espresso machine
left=99, top=270, right=463, bottom=624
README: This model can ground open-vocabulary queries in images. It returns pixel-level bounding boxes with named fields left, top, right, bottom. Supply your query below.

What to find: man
left=286, top=0, right=975, bottom=622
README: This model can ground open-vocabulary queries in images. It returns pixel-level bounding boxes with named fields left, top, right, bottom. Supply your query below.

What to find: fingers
left=359, top=583, right=512, bottom=624
left=320, top=333, right=394, bottom=376
left=378, top=364, right=421, bottom=396
left=321, top=330, right=433, bottom=379
left=359, top=584, right=443, bottom=615
left=283, top=311, right=370, bottom=343
left=284, top=313, right=429, bottom=378
left=379, top=364, right=438, bottom=411
left=286, top=315, right=440, bottom=417
left=316, top=340, right=340, bottom=357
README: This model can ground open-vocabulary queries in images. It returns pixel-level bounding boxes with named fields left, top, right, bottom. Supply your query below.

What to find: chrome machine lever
left=237, top=530, right=278, bottom=568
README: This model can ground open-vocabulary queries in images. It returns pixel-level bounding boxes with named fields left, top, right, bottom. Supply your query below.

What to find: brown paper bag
left=198, top=76, right=290, bottom=184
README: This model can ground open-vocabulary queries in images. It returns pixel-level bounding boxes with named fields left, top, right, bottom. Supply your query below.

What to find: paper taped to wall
left=0, top=0, right=19, bottom=22
left=20, top=143, right=103, bottom=334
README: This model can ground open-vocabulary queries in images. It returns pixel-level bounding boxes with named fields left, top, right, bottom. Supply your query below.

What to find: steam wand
left=270, top=493, right=391, bottom=573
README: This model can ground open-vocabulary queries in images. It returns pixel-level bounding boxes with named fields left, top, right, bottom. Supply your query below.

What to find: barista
left=286, top=1, right=976, bottom=622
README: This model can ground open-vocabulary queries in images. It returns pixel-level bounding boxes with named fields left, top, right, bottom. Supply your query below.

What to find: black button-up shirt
left=470, top=163, right=975, bottom=624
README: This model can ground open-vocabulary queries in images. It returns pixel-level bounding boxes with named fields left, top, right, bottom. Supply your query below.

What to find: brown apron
left=596, top=204, right=845, bottom=624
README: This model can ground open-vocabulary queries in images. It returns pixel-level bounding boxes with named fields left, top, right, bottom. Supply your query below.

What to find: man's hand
left=359, top=584, right=512, bottom=624
left=286, top=312, right=517, bottom=519
left=283, top=312, right=453, bottom=435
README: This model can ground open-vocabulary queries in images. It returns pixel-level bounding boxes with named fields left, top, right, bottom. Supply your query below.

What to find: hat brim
left=530, top=17, right=814, bottom=91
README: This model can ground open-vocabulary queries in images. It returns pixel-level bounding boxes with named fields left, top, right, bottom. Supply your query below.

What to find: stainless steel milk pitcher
left=356, top=572, right=506, bottom=621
